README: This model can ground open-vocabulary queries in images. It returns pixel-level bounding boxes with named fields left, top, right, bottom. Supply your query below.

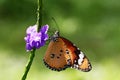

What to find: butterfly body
left=43, top=31, right=92, bottom=72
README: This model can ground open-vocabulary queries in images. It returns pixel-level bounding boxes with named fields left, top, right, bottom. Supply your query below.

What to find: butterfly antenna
left=51, top=17, right=60, bottom=32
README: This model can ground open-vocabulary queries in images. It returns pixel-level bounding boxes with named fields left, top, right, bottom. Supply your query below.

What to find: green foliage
left=0, top=0, right=120, bottom=80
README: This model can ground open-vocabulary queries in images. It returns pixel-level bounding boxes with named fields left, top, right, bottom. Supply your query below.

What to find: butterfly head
left=50, top=31, right=59, bottom=42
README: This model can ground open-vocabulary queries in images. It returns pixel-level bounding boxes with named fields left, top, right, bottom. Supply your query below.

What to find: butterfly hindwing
left=61, top=37, right=92, bottom=72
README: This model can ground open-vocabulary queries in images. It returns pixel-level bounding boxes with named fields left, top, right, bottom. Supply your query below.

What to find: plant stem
left=37, top=0, right=42, bottom=31
left=21, top=49, right=36, bottom=80
left=21, top=0, right=42, bottom=79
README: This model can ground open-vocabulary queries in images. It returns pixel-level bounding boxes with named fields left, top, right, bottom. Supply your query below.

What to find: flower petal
left=24, top=34, right=30, bottom=43
left=42, top=34, right=49, bottom=41
left=24, top=24, right=49, bottom=51
left=40, top=25, right=49, bottom=34
left=35, top=41, right=41, bottom=49
left=40, top=40, right=46, bottom=47
left=26, top=25, right=37, bottom=34
left=26, top=43, right=32, bottom=51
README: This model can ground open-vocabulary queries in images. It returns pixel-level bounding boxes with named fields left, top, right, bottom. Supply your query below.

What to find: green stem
left=37, top=0, right=42, bottom=31
left=21, top=0, right=42, bottom=80
left=21, top=49, right=36, bottom=80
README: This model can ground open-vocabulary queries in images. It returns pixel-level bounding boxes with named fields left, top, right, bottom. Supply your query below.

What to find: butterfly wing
left=43, top=37, right=71, bottom=71
left=43, top=31, right=92, bottom=72
left=61, top=37, right=92, bottom=72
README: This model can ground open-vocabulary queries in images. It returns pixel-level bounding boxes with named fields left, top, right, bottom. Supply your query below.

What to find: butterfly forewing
left=43, top=37, right=71, bottom=71
left=60, top=37, right=79, bottom=64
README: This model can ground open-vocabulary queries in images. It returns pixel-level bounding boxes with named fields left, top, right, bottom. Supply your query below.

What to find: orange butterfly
left=43, top=31, right=92, bottom=72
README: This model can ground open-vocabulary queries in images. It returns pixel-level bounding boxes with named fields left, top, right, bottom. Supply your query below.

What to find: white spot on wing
left=73, top=64, right=79, bottom=69
left=77, top=48, right=80, bottom=50
left=73, top=44, right=76, bottom=46
left=78, top=51, right=84, bottom=65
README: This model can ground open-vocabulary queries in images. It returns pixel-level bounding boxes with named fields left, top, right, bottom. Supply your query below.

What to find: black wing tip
left=43, top=59, right=70, bottom=72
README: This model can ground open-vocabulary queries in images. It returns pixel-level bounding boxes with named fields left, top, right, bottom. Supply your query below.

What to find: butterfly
left=43, top=31, right=92, bottom=72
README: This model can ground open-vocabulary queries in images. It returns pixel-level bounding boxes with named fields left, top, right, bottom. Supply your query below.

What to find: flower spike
left=24, top=24, right=49, bottom=51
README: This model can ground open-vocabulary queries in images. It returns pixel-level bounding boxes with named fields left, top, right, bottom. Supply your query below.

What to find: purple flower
left=24, top=24, right=49, bottom=51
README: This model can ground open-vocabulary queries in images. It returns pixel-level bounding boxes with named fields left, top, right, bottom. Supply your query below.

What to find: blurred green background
left=0, top=0, right=120, bottom=80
